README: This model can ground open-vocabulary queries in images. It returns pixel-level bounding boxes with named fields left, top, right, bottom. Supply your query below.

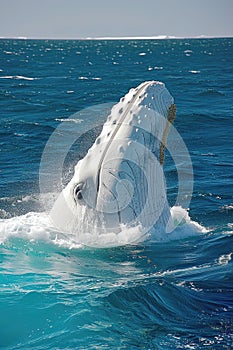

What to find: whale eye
left=74, top=183, right=83, bottom=202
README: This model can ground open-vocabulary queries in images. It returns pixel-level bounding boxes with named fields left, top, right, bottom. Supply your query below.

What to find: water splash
left=0, top=206, right=207, bottom=249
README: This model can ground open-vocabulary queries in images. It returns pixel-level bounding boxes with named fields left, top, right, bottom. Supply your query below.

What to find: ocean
left=0, top=38, right=233, bottom=349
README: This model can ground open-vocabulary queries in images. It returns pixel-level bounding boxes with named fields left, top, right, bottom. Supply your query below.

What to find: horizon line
left=0, top=34, right=233, bottom=40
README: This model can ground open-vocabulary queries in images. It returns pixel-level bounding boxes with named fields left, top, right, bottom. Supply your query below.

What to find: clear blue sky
left=1, top=0, right=233, bottom=39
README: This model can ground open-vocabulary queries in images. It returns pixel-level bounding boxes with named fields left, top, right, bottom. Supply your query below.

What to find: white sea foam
left=218, top=253, right=232, bottom=265
left=0, top=75, right=39, bottom=81
left=55, top=118, right=83, bottom=123
left=0, top=212, right=54, bottom=245
left=148, top=66, right=164, bottom=71
left=14, top=132, right=28, bottom=137
left=78, top=76, right=102, bottom=81
left=167, top=206, right=208, bottom=238
left=0, top=206, right=207, bottom=249
left=221, top=205, right=233, bottom=210
left=189, top=70, right=201, bottom=74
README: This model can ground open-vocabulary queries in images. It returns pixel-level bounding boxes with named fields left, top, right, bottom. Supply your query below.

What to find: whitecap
left=0, top=75, right=39, bottom=81
left=78, top=76, right=102, bottom=81
left=15, top=75, right=39, bottom=80
left=150, top=206, right=208, bottom=242
left=148, top=66, right=164, bottom=71
left=189, top=70, right=200, bottom=74
left=55, top=118, right=83, bottom=123
left=14, top=132, right=28, bottom=137
left=218, top=253, right=232, bottom=265
left=0, top=211, right=84, bottom=249
left=0, top=206, right=208, bottom=249
left=0, top=212, right=143, bottom=249
left=203, top=51, right=213, bottom=55
left=221, top=205, right=233, bottom=210
left=0, top=212, right=53, bottom=245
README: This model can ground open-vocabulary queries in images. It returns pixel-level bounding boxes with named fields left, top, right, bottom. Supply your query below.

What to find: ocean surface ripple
left=0, top=38, right=233, bottom=349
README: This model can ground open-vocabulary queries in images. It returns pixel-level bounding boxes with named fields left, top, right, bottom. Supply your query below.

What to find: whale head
left=50, top=81, right=175, bottom=240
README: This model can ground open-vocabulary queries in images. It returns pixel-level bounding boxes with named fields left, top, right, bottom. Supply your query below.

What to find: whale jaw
left=50, top=81, right=175, bottom=239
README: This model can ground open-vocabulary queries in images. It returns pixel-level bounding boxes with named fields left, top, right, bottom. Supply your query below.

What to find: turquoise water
left=0, top=38, right=233, bottom=349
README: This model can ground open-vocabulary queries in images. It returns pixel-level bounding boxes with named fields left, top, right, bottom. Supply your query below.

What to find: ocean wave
left=148, top=66, right=164, bottom=71
left=189, top=70, right=200, bottom=74
left=55, top=118, right=83, bottom=123
left=198, top=88, right=225, bottom=96
left=221, top=204, right=233, bottom=211
left=0, top=206, right=207, bottom=249
left=78, top=76, right=102, bottom=81
left=218, top=252, right=232, bottom=265
left=0, top=75, right=39, bottom=81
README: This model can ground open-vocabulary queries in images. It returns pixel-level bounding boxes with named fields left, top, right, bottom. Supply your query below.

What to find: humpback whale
left=50, top=81, right=176, bottom=242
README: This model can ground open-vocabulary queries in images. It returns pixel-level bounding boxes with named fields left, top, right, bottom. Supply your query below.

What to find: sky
left=1, top=0, right=233, bottom=39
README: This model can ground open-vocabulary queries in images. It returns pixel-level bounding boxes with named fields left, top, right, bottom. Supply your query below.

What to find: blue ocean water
left=0, top=38, right=233, bottom=349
